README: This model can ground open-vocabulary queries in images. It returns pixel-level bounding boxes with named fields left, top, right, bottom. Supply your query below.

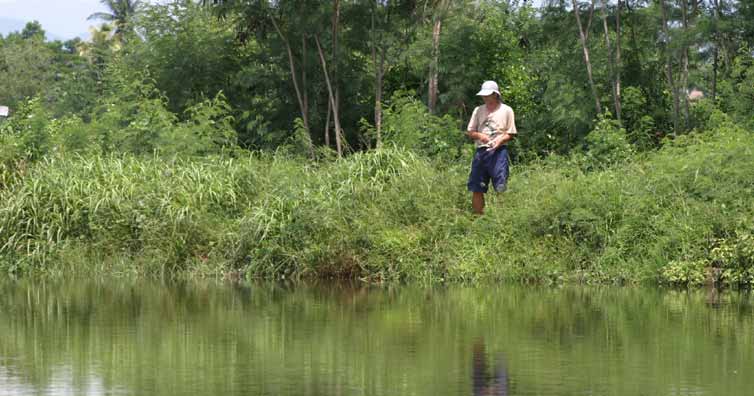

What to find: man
left=465, top=80, right=517, bottom=215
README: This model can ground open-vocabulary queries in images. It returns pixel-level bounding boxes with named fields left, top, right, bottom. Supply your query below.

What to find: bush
left=580, top=113, right=634, bottom=171
left=159, top=92, right=238, bottom=157
left=1, top=119, right=752, bottom=286
left=0, top=73, right=239, bottom=161
left=380, top=91, right=464, bottom=162
left=0, top=97, right=53, bottom=161
left=622, top=86, right=658, bottom=150
left=712, top=229, right=754, bottom=285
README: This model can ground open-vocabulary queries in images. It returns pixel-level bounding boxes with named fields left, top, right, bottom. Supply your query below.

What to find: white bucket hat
left=476, top=80, right=501, bottom=97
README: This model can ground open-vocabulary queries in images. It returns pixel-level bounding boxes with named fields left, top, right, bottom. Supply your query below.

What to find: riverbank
left=1, top=120, right=752, bottom=285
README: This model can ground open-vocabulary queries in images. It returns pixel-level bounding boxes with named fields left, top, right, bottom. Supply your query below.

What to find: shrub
left=581, top=113, right=634, bottom=171
left=0, top=119, right=752, bottom=285
left=0, top=97, right=53, bottom=161
left=712, top=229, right=754, bottom=286
left=380, top=91, right=464, bottom=162
left=622, top=86, right=658, bottom=150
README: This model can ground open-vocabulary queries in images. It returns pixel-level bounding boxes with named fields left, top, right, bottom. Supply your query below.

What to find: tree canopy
left=0, top=0, right=752, bottom=157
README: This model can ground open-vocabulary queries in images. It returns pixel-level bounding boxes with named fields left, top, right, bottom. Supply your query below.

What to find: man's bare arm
left=466, top=130, right=491, bottom=143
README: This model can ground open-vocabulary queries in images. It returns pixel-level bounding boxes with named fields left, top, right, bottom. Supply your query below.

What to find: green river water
left=1, top=280, right=752, bottom=396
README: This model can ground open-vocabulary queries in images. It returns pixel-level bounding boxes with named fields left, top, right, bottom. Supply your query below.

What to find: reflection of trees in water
left=472, top=339, right=508, bottom=396
left=2, top=282, right=754, bottom=396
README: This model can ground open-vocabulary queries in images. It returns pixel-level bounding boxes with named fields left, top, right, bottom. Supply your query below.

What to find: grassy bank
left=1, top=120, right=752, bottom=285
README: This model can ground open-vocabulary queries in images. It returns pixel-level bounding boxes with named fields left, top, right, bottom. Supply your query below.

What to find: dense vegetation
left=0, top=0, right=752, bottom=284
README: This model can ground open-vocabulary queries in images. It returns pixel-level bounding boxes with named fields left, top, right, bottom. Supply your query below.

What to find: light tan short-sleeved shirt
left=467, top=103, right=517, bottom=148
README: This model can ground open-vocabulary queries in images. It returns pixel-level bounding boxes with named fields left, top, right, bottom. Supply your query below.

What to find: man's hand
left=467, top=131, right=490, bottom=144
left=486, top=134, right=511, bottom=151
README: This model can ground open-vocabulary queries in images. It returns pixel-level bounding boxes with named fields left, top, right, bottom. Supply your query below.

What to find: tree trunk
left=716, top=0, right=731, bottom=73
left=325, top=101, right=331, bottom=148
left=572, top=0, right=602, bottom=114
left=712, top=0, right=720, bottom=101
left=371, top=4, right=384, bottom=148
left=376, top=46, right=385, bottom=149
left=615, top=0, right=623, bottom=121
left=626, top=0, right=642, bottom=70
left=301, top=35, right=314, bottom=159
left=600, top=0, right=620, bottom=121
left=428, top=16, right=442, bottom=113
left=585, top=0, right=595, bottom=42
left=331, top=0, right=341, bottom=148
left=270, top=17, right=310, bottom=135
left=681, top=0, right=690, bottom=128
left=712, top=45, right=718, bottom=101
left=302, top=36, right=308, bottom=119
left=659, top=0, right=680, bottom=134
left=315, top=35, right=343, bottom=158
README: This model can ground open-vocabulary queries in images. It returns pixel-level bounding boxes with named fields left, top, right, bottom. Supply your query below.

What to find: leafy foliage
left=581, top=113, right=634, bottom=171
left=1, top=122, right=752, bottom=286
left=0, top=34, right=55, bottom=108
left=129, top=1, right=240, bottom=113
left=380, top=91, right=464, bottom=161
left=1, top=0, right=754, bottom=285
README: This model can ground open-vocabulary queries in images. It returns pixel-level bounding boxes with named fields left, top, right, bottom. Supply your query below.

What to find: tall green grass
left=1, top=121, right=752, bottom=285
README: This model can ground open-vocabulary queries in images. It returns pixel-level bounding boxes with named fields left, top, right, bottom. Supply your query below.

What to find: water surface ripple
left=0, top=280, right=752, bottom=396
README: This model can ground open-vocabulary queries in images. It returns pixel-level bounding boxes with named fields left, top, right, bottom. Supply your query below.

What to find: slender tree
left=325, top=0, right=342, bottom=154
left=572, top=0, right=602, bottom=114
left=600, top=0, right=621, bottom=121
left=371, top=0, right=386, bottom=148
left=659, top=0, right=681, bottom=133
left=427, top=0, right=451, bottom=114
left=680, top=0, right=690, bottom=127
left=270, top=17, right=311, bottom=137
left=711, top=0, right=721, bottom=101
left=615, top=0, right=622, bottom=120
left=368, top=0, right=418, bottom=148
left=315, top=34, right=344, bottom=157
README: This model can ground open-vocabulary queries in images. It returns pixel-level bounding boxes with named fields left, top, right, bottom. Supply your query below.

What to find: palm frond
left=88, top=12, right=116, bottom=22
left=101, top=0, right=119, bottom=12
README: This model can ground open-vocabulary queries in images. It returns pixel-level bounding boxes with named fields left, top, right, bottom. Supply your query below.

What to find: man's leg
left=490, top=147, right=510, bottom=193
left=472, top=192, right=485, bottom=215
left=468, top=148, right=489, bottom=215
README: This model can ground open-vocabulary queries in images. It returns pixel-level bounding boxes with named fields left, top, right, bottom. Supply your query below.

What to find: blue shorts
left=467, top=146, right=509, bottom=193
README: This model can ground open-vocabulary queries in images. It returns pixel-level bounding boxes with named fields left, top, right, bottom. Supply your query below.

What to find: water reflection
left=472, top=339, right=508, bottom=396
left=0, top=280, right=753, bottom=396
left=0, top=365, right=127, bottom=396
left=705, top=286, right=721, bottom=308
